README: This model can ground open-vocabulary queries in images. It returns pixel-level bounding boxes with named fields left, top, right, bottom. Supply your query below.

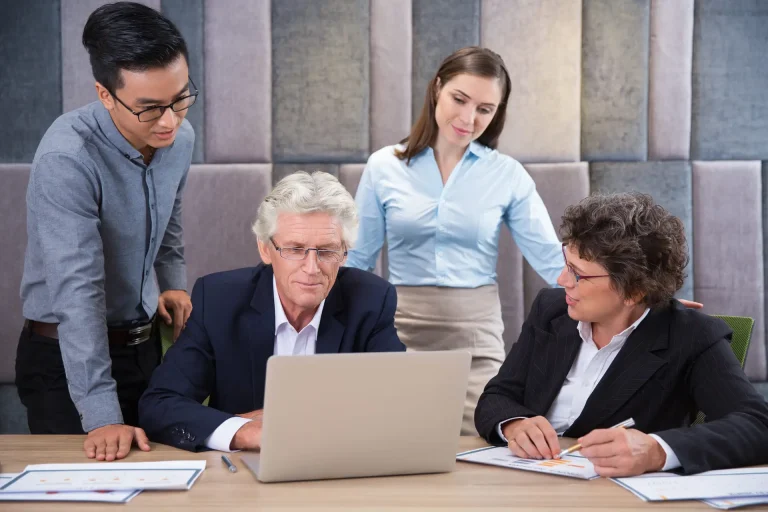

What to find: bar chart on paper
left=457, top=447, right=599, bottom=479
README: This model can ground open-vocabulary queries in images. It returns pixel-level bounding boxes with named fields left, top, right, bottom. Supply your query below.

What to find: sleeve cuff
left=155, top=264, right=187, bottom=292
left=76, top=393, right=124, bottom=432
left=649, top=434, right=682, bottom=471
left=203, top=417, right=252, bottom=452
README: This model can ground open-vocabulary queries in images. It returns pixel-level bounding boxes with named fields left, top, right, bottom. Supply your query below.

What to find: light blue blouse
left=346, top=142, right=563, bottom=288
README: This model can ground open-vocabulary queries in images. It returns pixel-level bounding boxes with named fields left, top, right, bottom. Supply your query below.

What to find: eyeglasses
left=270, top=238, right=347, bottom=264
left=561, top=244, right=610, bottom=283
left=111, top=77, right=199, bottom=122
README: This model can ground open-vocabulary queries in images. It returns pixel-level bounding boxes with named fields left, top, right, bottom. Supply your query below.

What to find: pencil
left=555, top=417, right=635, bottom=459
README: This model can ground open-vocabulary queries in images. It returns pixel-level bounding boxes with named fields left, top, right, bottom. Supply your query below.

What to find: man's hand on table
left=84, top=424, right=151, bottom=461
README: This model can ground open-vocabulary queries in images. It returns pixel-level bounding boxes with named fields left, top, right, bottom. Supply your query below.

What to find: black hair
left=82, top=2, right=188, bottom=93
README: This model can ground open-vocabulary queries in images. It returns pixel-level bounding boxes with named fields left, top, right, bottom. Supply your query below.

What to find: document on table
left=457, top=446, right=599, bottom=480
left=702, top=496, right=768, bottom=510
left=611, top=467, right=768, bottom=502
left=0, top=460, right=206, bottom=493
left=0, top=474, right=140, bottom=503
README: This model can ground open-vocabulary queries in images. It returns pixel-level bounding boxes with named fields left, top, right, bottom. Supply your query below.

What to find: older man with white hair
left=139, top=171, right=404, bottom=452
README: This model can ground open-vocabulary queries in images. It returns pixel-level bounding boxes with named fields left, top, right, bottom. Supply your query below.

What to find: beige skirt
left=395, top=285, right=506, bottom=436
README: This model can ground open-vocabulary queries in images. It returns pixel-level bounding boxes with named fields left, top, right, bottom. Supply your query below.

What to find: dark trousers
left=15, top=326, right=161, bottom=434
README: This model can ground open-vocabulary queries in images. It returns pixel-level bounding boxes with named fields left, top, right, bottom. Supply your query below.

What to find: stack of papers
left=611, top=467, right=768, bottom=509
left=457, top=446, right=599, bottom=480
left=0, top=460, right=206, bottom=503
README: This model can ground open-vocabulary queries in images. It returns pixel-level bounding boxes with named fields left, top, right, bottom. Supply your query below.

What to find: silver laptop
left=240, top=350, right=470, bottom=483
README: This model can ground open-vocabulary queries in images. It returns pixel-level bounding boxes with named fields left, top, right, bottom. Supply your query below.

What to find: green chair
left=692, top=315, right=754, bottom=425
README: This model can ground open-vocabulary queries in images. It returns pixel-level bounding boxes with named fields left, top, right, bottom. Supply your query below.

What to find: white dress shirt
left=203, top=277, right=325, bottom=452
left=497, top=309, right=681, bottom=471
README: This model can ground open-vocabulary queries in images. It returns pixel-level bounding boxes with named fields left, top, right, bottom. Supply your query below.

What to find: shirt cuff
left=496, top=417, right=529, bottom=442
left=204, top=417, right=252, bottom=452
left=649, top=434, right=681, bottom=471
left=155, top=264, right=187, bottom=293
left=76, top=392, right=124, bottom=432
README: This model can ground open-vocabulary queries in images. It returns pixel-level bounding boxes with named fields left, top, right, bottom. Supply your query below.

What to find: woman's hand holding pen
left=579, top=428, right=667, bottom=477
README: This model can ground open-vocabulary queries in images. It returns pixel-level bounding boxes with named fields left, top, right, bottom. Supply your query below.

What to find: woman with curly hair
left=475, top=193, right=768, bottom=477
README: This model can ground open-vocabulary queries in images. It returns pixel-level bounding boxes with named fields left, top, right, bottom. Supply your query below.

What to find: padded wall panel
left=272, top=164, right=339, bottom=186
left=0, top=0, right=61, bottom=162
left=590, top=162, right=694, bottom=299
left=691, top=1, right=768, bottom=160
left=0, top=384, right=29, bottom=434
left=162, top=0, right=205, bottom=163
left=339, top=164, right=387, bottom=278
left=522, top=163, right=590, bottom=316
left=648, top=0, right=693, bottom=160
left=581, top=0, right=650, bottom=161
left=205, top=0, right=270, bottom=163
left=62, top=0, right=161, bottom=112
left=182, top=165, right=272, bottom=290
left=497, top=230, right=524, bottom=352
left=371, top=0, right=412, bottom=152
left=481, top=0, right=582, bottom=163
left=411, top=0, right=480, bottom=123
left=693, top=161, right=765, bottom=380
left=272, top=0, right=369, bottom=163
left=0, top=165, right=30, bottom=383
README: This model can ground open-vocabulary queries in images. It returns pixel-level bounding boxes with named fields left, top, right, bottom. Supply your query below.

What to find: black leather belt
left=25, top=318, right=155, bottom=346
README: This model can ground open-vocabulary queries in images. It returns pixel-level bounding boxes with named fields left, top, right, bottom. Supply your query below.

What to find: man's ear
left=257, top=238, right=272, bottom=264
left=95, top=82, right=115, bottom=111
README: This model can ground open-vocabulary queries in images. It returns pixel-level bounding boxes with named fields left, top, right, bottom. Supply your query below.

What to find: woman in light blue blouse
left=346, top=47, right=563, bottom=435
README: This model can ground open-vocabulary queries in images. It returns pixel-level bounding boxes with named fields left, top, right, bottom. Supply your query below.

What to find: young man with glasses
left=138, top=172, right=405, bottom=452
left=17, top=2, right=196, bottom=460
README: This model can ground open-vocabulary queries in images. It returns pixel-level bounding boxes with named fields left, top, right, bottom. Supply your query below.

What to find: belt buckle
left=126, top=323, right=152, bottom=346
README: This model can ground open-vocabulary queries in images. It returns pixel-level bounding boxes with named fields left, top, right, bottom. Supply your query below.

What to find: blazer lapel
left=567, top=307, right=670, bottom=433
left=247, top=265, right=277, bottom=409
left=528, top=314, right=582, bottom=414
left=315, top=282, right=345, bottom=354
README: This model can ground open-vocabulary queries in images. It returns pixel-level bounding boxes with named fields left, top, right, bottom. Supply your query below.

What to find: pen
left=221, top=454, right=237, bottom=473
left=556, top=417, right=635, bottom=459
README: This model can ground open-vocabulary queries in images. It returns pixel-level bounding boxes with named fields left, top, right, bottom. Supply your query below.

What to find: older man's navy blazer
left=139, top=264, right=404, bottom=451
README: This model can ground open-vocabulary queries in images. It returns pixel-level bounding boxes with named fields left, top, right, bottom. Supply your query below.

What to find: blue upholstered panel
left=581, top=0, right=650, bottom=161
left=0, top=385, right=29, bottom=434
left=162, top=0, right=205, bottom=163
left=272, top=0, right=370, bottom=163
left=0, top=0, right=61, bottom=162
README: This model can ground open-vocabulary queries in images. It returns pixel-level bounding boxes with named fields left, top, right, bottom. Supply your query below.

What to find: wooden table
left=0, top=436, right=764, bottom=511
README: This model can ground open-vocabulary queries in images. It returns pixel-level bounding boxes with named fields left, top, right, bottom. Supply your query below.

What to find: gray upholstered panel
left=764, top=161, right=768, bottom=379
left=648, top=0, right=693, bottom=160
left=0, top=165, right=30, bottom=384
left=497, top=229, right=524, bottom=352
left=0, top=384, right=29, bottom=434
left=522, top=163, right=590, bottom=316
left=481, top=0, right=582, bottom=163
left=272, top=164, right=340, bottom=186
left=691, top=1, right=768, bottom=160
left=0, top=0, right=61, bottom=162
left=162, top=0, right=205, bottom=163
left=62, top=0, right=161, bottom=112
left=581, top=0, right=650, bottom=161
left=693, top=161, right=765, bottom=381
left=272, top=0, right=370, bottom=162
left=204, top=0, right=270, bottom=163
left=590, top=162, right=694, bottom=300
left=339, top=164, right=387, bottom=279
left=182, top=165, right=272, bottom=290
left=371, top=0, right=412, bottom=152
left=411, top=0, right=480, bottom=123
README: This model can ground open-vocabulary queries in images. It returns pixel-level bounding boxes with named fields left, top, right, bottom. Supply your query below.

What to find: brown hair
left=395, top=46, right=511, bottom=163
left=559, top=193, right=688, bottom=308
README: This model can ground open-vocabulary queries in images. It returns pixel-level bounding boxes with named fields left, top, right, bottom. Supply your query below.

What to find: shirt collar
left=577, top=307, right=651, bottom=349
left=415, top=140, right=490, bottom=163
left=272, top=276, right=325, bottom=335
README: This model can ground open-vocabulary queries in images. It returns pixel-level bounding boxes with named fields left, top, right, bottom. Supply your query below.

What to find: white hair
left=252, top=171, right=359, bottom=248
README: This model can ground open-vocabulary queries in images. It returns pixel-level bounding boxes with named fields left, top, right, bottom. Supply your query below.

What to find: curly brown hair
left=559, top=193, right=688, bottom=307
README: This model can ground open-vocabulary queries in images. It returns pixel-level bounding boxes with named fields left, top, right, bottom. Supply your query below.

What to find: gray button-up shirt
left=21, top=101, right=194, bottom=431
